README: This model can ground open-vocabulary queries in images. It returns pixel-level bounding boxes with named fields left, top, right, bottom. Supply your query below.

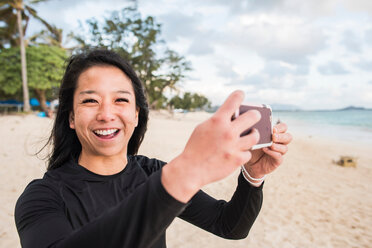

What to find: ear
left=135, top=108, right=139, bottom=127
left=69, top=112, right=75, bottom=129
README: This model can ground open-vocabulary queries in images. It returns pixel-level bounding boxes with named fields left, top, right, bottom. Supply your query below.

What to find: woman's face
left=69, top=65, right=138, bottom=160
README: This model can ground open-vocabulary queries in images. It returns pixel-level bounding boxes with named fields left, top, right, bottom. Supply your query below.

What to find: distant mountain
left=337, top=106, right=370, bottom=111
left=206, top=104, right=372, bottom=112
left=206, top=104, right=302, bottom=112
left=270, top=104, right=302, bottom=111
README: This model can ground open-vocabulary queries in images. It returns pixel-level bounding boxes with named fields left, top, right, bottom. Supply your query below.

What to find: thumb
left=215, top=90, right=244, bottom=119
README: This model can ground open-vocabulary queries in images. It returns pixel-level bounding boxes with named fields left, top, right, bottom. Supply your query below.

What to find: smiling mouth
left=93, top=129, right=120, bottom=139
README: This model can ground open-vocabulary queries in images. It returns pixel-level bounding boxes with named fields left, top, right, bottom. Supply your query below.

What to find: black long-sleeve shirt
left=15, top=155, right=263, bottom=248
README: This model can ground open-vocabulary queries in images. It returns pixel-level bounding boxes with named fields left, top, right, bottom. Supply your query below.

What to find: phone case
left=234, top=104, right=273, bottom=150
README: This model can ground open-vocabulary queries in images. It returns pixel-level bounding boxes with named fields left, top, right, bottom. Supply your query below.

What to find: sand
left=0, top=111, right=371, bottom=248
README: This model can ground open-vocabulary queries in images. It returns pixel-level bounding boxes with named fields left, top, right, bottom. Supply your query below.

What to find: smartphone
left=233, top=104, right=273, bottom=150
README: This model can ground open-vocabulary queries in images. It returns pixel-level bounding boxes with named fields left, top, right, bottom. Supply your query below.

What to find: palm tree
left=0, top=0, right=50, bottom=112
left=29, top=23, right=64, bottom=48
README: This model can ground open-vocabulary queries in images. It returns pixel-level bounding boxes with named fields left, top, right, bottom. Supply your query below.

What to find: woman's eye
left=116, top=98, right=129, bottom=103
left=82, top=99, right=97, bottom=104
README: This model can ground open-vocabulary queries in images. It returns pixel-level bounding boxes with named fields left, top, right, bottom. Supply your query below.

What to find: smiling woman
left=14, top=49, right=291, bottom=248
left=70, top=66, right=139, bottom=175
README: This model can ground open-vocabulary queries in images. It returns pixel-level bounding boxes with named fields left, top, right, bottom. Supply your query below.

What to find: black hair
left=46, top=49, right=149, bottom=170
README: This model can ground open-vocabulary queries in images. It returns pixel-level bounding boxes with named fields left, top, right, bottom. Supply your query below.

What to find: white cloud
left=223, top=13, right=327, bottom=65
left=354, top=60, right=372, bottom=71
left=364, top=28, right=372, bottom=44
left=159, top=12, right=200, bottom=42
left=214, top=60, right=239, bottom=79
left=341, top=0, right=372, bottom=15
left=341, top=30, right=362, bottom=53
left=318, top=61, right=349, bottom=75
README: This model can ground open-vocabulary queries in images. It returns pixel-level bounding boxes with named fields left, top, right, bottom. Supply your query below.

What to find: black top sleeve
left=179, top=173, right=263, bottom=239
left=15, top=170, right=187, bottom=248
left=137, top=155, right=264, bottom=239
left=15, top=156, right=263, bottom=248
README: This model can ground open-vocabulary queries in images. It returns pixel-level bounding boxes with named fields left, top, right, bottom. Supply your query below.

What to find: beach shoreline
left=1, top=111, right=371, bottom=248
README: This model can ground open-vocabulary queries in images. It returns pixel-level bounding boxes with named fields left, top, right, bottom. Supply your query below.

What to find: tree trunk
left=34, top=89, right=48, bottom=113
left=16, top=7, right=31, bottom=112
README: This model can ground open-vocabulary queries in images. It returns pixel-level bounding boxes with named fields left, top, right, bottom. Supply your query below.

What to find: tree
left=169, top=92, right=211, bottom=111
left=71, top=7, right=192, bottom=109
left=0, top=0, right=51, bottom=112
left=30, top=24, right=63, bottom=48
left=0, top=45, right=67, bottom=112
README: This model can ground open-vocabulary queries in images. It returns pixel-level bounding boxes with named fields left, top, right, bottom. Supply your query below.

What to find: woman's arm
left=15, top=170, right=186, bottom=248
left=178, top=173, right=263, bottom=239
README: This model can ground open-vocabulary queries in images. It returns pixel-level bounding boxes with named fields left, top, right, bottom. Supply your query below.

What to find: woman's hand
left=243, top=122, right=292, bottom=182
left=162, top=90, right=262, bottom=203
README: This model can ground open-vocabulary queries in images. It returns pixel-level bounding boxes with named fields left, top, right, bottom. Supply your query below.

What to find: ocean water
left=272, top=110, right=372, bottom=145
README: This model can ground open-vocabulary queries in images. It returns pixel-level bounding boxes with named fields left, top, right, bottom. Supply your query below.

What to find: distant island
left=272, top=105, right=372, bottom=112
left=337, top=106, right=371, bottom=111
left=205, top=104, right=371, bottom=113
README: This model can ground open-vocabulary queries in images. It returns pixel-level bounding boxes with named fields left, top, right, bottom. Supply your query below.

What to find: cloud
left=262, top=61, right=292, bottom=77
left=159, top=11, right=217, bottom=55
left=354, top=60, right=372, bottom=71
left=210, top=0, right=285, bottom=14
left=159, top=12, right=201, bottom=42
left=364, top=28, right=372, bottom=44
left=341, top=0, right=372, bottom=15
left=341, top=30, right=362, bottom=53
left=239, top=74, right=266, bottom=87
left=318, top=61, right=349, bottom=75
left=204, top=0, right=372, bottom=17
left=215, top=60, right=239, bottom=79
left=28, top=0, right=133, bottom=39
left=262, top=60, right=310, bottom=77
left=225, top=70, right=308, bottom=92
left=222, top=13, right=327, bottom=67
left=187, top=39, right=215, bottom=55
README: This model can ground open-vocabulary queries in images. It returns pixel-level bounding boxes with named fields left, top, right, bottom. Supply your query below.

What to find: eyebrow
left=79, top=90, right=132, bottom=95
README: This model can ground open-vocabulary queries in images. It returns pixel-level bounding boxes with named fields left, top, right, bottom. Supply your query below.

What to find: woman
left=15, top=49, right=292, bottom=248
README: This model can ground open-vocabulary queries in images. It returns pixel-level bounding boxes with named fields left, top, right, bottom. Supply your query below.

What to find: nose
left=96, top=102, right=115, bottom=122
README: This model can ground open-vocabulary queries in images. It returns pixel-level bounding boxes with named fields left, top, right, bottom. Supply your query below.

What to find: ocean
left=272, top=110, right=372, bottom=145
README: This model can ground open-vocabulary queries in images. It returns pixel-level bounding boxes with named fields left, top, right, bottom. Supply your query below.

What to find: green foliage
left=0, top=0, right=51, bottom=49
left=27, top=45, right=66, bottom=90
left=0, top=48, right=22, bottom=94
left=0, top=45, right=67, bottom=96
left=169, top=92, right=211, bottom=110
left=71, top=7, right=193, bottom=109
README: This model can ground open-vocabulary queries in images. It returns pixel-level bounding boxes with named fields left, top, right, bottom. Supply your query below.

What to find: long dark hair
left=46, top=49, right=149, bottom=170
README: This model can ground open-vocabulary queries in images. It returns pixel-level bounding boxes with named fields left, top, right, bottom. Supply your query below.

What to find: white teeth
left=94, top=129, right=118, bottom=136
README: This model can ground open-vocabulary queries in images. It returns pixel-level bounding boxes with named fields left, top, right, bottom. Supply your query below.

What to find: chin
left=94, top=148, right=126, bottom=158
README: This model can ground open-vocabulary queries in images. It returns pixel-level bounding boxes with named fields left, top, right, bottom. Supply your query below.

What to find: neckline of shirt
left=70, top=155, right=134, bottom=180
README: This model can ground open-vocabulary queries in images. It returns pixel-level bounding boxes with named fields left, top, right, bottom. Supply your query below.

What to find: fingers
left=215, top=90, right=244, bottom=119
left=273, top=132, right=292, bottom=145
left=239, top=128, right=260, bottom=151
left=232, top=109, right=261, bottom=134
left=263, top=147, right=283, bottom=165
left=269, top=143, right=288, bottom=155
left=273, top=122, right=288, bottom=133
left=272, top=122, right=292, bottom=144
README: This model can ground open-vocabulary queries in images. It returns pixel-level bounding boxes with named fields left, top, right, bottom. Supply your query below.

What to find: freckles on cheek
left=73, top=108, right=90, bottom=128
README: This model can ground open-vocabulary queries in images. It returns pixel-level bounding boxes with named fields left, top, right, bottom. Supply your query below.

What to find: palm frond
left=24, top=5, right=53, bottom=30
left=29, top=0, right=50, bottom=4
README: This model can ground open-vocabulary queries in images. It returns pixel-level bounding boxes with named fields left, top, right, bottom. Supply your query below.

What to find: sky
left=27, top=0, right=372, bottom=110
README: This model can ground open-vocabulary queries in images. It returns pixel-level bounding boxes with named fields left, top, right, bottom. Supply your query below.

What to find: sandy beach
left=1, top=111, right=371, bottom=248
